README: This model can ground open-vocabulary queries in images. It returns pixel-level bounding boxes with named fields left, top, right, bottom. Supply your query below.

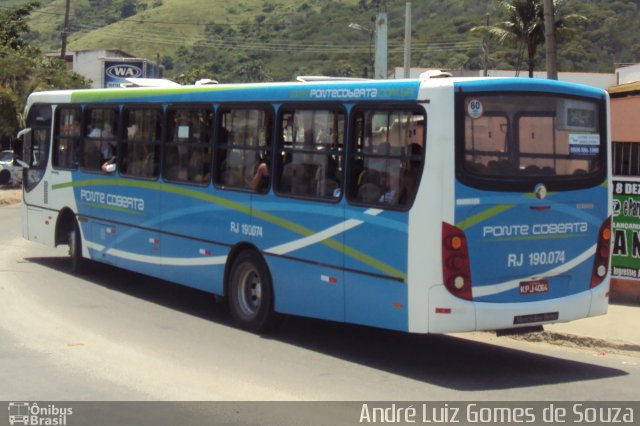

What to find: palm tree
left=471, top=0, right=585, bottom=78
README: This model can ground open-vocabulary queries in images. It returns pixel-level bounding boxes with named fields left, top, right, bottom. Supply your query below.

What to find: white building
left=47, top=48, right=162, bottom=88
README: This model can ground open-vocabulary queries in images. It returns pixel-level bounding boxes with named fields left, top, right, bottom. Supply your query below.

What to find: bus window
left=53, top=107, right=81, bottom=170
left=82, top=107, right=118, bottom=172
left=348, top=108, right=425, bottom=208
left=121, top=108, right=162, bottom=178
left=460, top=94, right=605, bottom=191
left=215, top=108, right=272, bottom=193
left=164, top=107, right=213, bottom=184
left=276, top=108, right=344, bottom=200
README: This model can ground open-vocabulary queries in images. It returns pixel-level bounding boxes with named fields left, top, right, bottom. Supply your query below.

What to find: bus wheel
left=0, top=170, right=9, bottom=185
left=228, top=250, right=275, bottom=332
left=68, top=219, right=85, bottom=273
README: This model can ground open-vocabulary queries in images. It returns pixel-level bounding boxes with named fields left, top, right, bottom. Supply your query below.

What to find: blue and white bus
left=18, top=75, right=612, bottom=333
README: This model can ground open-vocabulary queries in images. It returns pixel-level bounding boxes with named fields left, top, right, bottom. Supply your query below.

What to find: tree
left=471, top=0, right=585, bottom=77
left=0, top=3, right=89, bottom=148
left=0, top=1, right=40, bottom=51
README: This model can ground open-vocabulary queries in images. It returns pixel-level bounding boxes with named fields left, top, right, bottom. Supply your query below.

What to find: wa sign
left=104, top=60, right=146, bottom=88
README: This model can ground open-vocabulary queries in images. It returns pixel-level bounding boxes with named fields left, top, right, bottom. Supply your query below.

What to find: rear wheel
left=68, top=219, right=86, bottom=273
left=228, top=250, right=275, bottom=332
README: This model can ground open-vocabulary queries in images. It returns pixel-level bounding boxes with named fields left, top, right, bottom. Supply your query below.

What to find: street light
left=348, top=22, right=374, bottom=78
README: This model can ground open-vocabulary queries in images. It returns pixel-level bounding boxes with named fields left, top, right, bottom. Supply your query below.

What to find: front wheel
left=228, top=251, right=275, bottom=332
left=68, top=219, right=86, bottom=273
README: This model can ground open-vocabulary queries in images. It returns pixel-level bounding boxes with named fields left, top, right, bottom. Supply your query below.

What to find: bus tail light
left=442, top=222, right=472, bottom=300
left=590, top=216, right=612, bottom=288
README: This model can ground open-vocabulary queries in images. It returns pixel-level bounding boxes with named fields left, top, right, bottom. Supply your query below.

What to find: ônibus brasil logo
left=8, top=402, right=73, bottom=426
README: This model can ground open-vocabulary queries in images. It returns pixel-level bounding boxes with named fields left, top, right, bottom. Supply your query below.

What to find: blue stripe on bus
left=455, top=78, right=606, bottom=98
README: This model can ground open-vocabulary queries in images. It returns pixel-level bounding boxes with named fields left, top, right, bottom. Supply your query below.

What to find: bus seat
left=541, top=166, right=556, bottom=175
left=288, top=163, right=311, bottom=195
left=357, top=183, right=382, bottom=203
left=316, top=178, right=340, bottom=198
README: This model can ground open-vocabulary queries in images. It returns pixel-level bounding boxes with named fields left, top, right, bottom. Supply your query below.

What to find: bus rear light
left=442, top=222, right=472, bottom=300
left=590, top=216, right=611, bottom=288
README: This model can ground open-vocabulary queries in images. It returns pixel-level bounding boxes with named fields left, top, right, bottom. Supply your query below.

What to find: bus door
left=454, top=92, right=610, bottom=308
left=19, top=105, right=54, bottom=246
left=263, top=107, right=346, bottom=321
left=344, top=108, right=426, bottom=331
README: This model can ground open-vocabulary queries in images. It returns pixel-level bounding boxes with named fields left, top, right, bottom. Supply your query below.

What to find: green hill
left=3, top=0, right=640, bottom=82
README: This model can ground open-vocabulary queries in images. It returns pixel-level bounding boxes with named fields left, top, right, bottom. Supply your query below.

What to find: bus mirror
left=16, top=128, right=32, bottom=169
left=17, top=128, right=31, bottom=139
left=14, top=158, right=29, bottom=169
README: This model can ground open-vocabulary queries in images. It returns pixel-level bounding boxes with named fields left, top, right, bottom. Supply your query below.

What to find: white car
left=0, top=150, right=22, bottom=185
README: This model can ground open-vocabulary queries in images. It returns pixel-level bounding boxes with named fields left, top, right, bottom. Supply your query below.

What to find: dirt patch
left=509, top=330, right=640, bottom=358
left=0, top=187, right=22, bottom=207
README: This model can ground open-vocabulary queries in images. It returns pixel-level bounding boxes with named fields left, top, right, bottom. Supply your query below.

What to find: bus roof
left=26, top=76, right=606, bottom=108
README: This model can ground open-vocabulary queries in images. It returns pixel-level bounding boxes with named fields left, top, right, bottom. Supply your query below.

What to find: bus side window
left=82, top=107, right=118, bottom=173
left=275, top=108, right=344, bottom=200
left=121, top=108, right=162, bottom=179
left=214, top=108, right=272, bottom=193
left=348, top=108, right=425, bottom=209
left=53, top=107, right=81, bottom=169
left=163, top=107, right=213, bottom=184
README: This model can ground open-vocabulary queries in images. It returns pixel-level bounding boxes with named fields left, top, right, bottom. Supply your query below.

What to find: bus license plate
left=519, top=278, right=549, bottom=295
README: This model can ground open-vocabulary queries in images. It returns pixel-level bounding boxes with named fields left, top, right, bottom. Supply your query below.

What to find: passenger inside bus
left=98, top=124, right=117, bottom=173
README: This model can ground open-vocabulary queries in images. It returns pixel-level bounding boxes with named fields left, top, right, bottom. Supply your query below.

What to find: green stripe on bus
left=52, top=180, right=407, bottom=282
left=69, top=85, right=248, bottom=103
left=481, top=233, right=588, bottom=242
left=80, top=201, right=144, bottom=215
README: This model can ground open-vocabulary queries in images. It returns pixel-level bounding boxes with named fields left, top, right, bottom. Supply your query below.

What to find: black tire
left=228, top=250, right=275, bottom=332
left=0, top=169, right=10, bottom=185
left=68, top=219, right=86, bottom=273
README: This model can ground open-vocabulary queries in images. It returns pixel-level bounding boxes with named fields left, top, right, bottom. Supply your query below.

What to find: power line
left=1, top=5, right=480, bottom=55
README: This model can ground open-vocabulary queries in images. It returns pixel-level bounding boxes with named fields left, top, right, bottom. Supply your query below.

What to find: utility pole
left=403, top=2, right=411, bottom=78
left=374, top=11, right=388, bottom=79
left=543, top=0, right=558, bottom=80
left=483, top=13, right=490, bottom=77
left=60, top=0, right=71, bottom=60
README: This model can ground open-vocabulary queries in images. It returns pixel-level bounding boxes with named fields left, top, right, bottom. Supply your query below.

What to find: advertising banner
left=103, top=60, right=146, bottom=88
left=612, top=178, right=640, bottom=280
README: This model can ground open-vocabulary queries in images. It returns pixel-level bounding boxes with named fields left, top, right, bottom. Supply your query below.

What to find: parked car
left=0, top=150, right=23, bottom=185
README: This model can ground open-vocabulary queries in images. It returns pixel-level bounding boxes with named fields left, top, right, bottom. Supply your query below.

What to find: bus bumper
left=425, top=280, right=610, bottom=334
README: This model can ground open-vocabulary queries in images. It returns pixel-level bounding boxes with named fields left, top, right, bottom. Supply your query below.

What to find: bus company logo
left=105, top=64, right=143, bottom=79
left=8, top=402, right=73, bottom=425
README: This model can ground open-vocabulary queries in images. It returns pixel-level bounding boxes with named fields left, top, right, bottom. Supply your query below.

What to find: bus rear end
left=434, top=79, right=611, bottom=333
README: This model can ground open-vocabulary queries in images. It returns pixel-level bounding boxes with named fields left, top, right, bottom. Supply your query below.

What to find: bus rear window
left=458, top=94, right=605, bottom=191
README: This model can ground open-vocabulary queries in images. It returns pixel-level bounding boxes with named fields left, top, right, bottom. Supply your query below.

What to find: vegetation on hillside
left=2, top=0, right=640, bottom=83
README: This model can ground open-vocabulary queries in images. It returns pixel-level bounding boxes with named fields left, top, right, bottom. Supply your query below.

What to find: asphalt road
left=1, top=203, right=639, bottom=409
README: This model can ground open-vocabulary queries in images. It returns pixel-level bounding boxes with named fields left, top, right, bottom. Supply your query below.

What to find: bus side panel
left=343, top=207, right=409, bottom=331
left=23, top=180, right=56, bottom=247
left=256, top=198, right=345, bottom=322
left=344, top=274, right=408, bottom=331
left=158, top=234, right=226, bottom=294
left=268, top=257, right=344, bottom=321
left=159, top=186, right=246, bottom=295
